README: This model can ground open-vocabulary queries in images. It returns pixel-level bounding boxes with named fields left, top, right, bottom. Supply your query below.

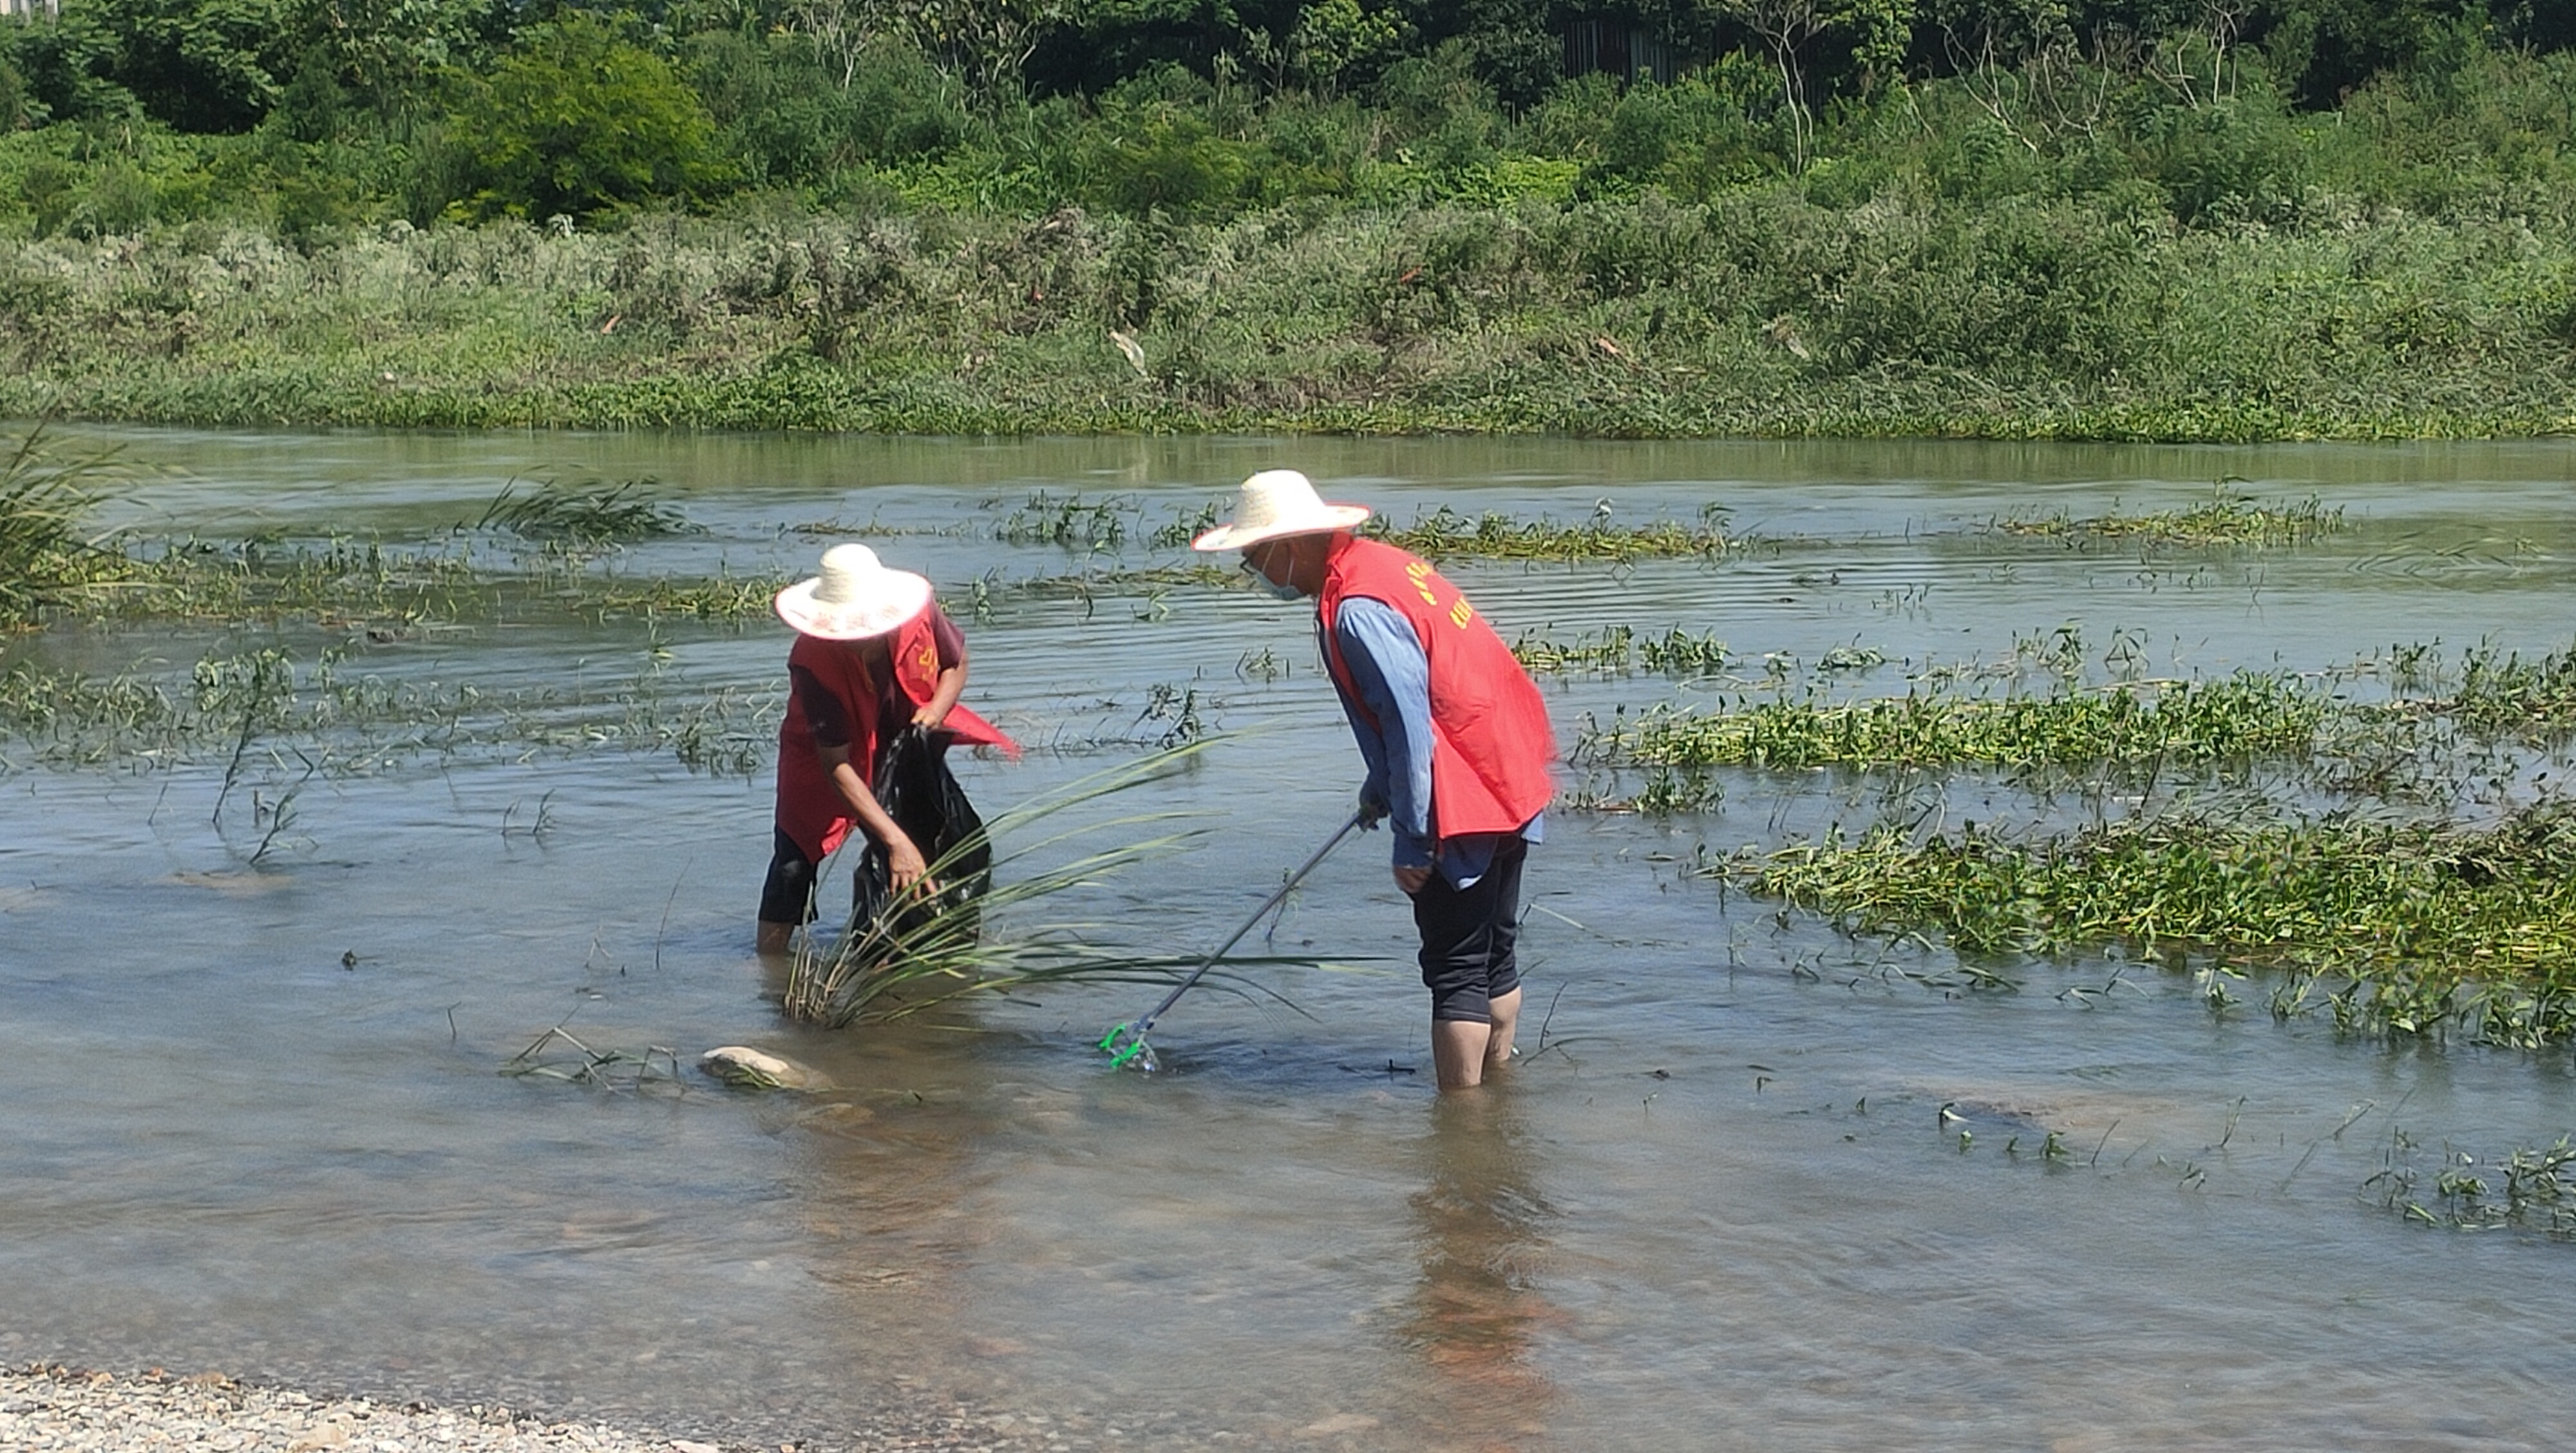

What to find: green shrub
left=0, top=52, right=40, bottom=133
left=1820, top=200, right=2146, bottom=374
left=1254, top=96, right=1374, bottom=196
left=690, top=30, right=842, bottom=187
left=845, top=43, right=969, bottom=164
left=2139, top=91, right=2311, bottom=227
left=1084, top=102, right=1258, bottom=218
left=442, top=17, right=729, bottom=223
left=65, top=160, right=156, bottom=238
left=1575, top=65, right=1785, bottom=202
left=273, top=151, right=370, bottom=242
left=0, top=257, right=71, bottom=328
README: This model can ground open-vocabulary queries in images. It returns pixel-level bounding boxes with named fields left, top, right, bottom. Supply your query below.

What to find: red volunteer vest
left=1318, top=537, right=1556, bottom=838
left=774, top=609, right=1016, bottom=861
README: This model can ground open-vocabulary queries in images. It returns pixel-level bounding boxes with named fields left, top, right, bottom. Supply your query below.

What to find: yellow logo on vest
left=1405, top=559, right=1475, bottom=629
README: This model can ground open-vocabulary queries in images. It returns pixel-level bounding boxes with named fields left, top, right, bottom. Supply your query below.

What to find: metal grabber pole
left=1099, top=809, right=1367, bottom=1072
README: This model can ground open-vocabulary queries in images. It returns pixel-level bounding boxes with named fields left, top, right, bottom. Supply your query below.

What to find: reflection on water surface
left=4, top=428, right=2575, bottom=1450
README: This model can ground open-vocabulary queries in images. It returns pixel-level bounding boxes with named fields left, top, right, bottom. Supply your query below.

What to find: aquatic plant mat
left=1718, top=804, right=2576, bottom=1045
left=1578, top=632, right=2576, bottom=1045
left=1575, top=638, right=2576, bottom=774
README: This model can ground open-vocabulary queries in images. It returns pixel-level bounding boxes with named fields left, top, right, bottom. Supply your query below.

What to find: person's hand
left=1393, top=864, right=1432, bottom=895
left=888, top=835, right=938, bottom=896
left=911, top=703, right=951, bottom=730
left=1357, top=790, right=1388, bottom=830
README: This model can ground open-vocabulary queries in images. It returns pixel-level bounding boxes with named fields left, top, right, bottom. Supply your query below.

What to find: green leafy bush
left=442, top=16, right=728, bottom=222
left=1084, top=102, right=1258, bottom=218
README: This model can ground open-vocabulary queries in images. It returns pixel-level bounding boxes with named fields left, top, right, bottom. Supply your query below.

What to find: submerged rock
left=698, top=1045, right=823, bottom=1091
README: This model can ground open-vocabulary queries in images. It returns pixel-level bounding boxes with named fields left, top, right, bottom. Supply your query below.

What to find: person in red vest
left=1194, top=470, right=1557, bottom=1090
left=758, top=543, right=1016, bottom=953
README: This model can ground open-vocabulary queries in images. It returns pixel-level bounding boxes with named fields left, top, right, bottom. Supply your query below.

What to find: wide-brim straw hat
left=1189, top=469, right=1371, bottom=551
left=773, top=542, right=933, bottom=640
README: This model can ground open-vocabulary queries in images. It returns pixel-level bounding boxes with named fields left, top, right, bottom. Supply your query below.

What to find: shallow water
left=6, top=428, right=2576, bottom=1449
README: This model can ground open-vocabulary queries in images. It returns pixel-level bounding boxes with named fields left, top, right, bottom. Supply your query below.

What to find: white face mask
left=1244, top=542, right=1307, bottom=602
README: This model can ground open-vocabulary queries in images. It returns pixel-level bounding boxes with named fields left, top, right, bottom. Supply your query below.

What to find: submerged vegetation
left=0, top=647, right=775, bottom=775
left=1724, top=804, right=2576, bottom=982
left=1579, top=640, right=2576, bottom=773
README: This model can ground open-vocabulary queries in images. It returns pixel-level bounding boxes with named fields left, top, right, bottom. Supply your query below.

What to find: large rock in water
left=698, top=1045, right=822, bottom=1091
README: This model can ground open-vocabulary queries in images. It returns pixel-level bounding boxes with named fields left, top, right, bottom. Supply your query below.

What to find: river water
left=5, top=430, right=2575, bottom=1450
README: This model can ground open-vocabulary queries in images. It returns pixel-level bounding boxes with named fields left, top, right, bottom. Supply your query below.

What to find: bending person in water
left=758, top=543, right=1016, bottom=954
left=1193, top=471, right=1557, bottom=1090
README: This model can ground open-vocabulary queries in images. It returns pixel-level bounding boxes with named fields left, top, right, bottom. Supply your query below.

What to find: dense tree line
left=0, top=1, right=2571, bottom=229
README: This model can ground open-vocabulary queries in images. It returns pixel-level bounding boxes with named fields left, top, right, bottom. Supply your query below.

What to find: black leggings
left=1410, top=836, right=1528, bottom=1024
left=757, top=828, right=855, bottom=926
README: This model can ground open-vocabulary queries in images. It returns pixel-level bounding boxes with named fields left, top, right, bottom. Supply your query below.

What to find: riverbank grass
left=6, top=189, right=2575, bottom=439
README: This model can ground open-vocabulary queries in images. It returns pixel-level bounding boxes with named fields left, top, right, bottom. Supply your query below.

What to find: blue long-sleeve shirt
left=1327, top=596, right=1542, bottom=889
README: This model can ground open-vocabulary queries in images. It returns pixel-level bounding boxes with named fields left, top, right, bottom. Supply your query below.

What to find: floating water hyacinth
left=1576, top=673, right=2333, bottom=771
left=1711, top=801, right=2576, bottom=1043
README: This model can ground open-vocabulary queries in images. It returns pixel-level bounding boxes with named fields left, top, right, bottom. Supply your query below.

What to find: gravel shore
left=0, top=1363, right=1079, bottom=1453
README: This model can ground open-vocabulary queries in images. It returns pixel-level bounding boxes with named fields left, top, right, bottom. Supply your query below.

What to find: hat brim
left=773, top=572, right=933, bottom=640
left=1190, top=503, right=1372, bottom=552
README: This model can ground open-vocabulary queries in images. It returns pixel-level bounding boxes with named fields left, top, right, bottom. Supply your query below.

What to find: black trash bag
left=848, top=726, right=993, bottom=944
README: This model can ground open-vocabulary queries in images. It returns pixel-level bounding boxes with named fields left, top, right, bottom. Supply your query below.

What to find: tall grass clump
left=786, top=739, right=1296, bottom=1027
left=475, top=479, right=702, bottom=546
left=0, top=427, right=127, bottom=627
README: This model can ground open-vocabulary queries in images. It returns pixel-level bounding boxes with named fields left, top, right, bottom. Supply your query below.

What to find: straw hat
left=773, top=543, right=933, bottom=640
left=1189, top=469, right=1371, bottom=551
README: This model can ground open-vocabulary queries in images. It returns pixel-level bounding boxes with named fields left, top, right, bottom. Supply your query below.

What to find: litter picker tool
left=1099, top=808, right=1367, bottom=1072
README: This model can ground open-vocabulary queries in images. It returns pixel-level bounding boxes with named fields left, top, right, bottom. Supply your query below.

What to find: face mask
left=1243, top=543, right=1306, bottom=602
